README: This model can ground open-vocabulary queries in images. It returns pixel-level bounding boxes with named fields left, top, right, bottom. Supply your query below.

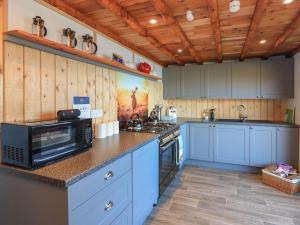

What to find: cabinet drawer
left=69, top=170, right=132, bottom=225
left=69, top=154, right=131, bottom=209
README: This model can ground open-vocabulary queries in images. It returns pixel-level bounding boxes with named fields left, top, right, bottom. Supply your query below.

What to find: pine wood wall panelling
left=109, top=69, right=116, bottom=122
left=55, top=55, right=68, bottom=112
left=161, top=98, right=288, bottom=122
left=0, top=0, right=6, bottom=122
left=41, top=52, right=55, bottom=120
left=4, top=42, right=24, bottom=122
left=87, top=64, right=96, bottom=110
left=95, top=67, right=103, bottom=124
left=67, top=59, right=78, bottom=109
left=102, top=68, right=110, bottom=122
left=77, top=62, right=88, bottom=97
left=24, top=47, right=41, bottom=121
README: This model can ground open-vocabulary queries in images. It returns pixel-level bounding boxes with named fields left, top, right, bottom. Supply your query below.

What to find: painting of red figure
left=116, top=72, right=150, bottom=128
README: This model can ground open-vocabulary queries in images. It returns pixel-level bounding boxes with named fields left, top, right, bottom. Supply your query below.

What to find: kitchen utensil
left=62, top=28, right=77, bottom=48
left=32, top=16, right=47, bottom=37
left=148, top=110, right=159, bottom=124
left=82, top=34, right=98, bottom=54
left=137, top=62, right=151, bottom=74
left=154, top=104, right=163, bottom=121
left=128, top=113, right=143, bottom=130
left=210, top=108, right=216, bottom=121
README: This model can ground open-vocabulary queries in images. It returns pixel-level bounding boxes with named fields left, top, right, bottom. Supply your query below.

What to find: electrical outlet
left=91, top=109, right=103, bottom=118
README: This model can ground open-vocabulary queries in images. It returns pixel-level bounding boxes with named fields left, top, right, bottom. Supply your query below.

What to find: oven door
left=31, top=120, right=92, bottom=166
left=159, top=139, right=179, bottom=195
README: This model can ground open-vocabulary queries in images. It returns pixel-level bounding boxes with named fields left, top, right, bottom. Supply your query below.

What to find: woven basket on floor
left=262, top=165, right=300, bottom=194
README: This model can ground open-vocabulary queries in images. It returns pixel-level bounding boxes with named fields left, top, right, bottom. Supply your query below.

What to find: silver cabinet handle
left=104, top=171, right=114, bottom=180
left=104, top=201, right=114, bottom=211
left=257, top=96, right=259, bottom=98
left=249, top=127, right=253, bottom=130
left=213, top=125, right=216, bottom=128
left=261, top=96, right=264, bottom=99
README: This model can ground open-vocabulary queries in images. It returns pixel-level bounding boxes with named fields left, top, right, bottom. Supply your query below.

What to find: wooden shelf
left=4, top=30, right=161, bottom=81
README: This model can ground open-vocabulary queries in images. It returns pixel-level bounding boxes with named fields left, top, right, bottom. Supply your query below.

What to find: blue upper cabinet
left=180, top=64, right=204, bottom=99
left=163, top=66, right=181, bottom=99
left=213, top=124, right=249, bottom=165
left=232, top=60, right=260, bottom=99
left=260, top=57, right=294, bottom=99
left=204, top=63, right=232, bottom=99
left=189, top=123, right=214, bottom=161
left=132, top=139, right=159, bottom=225
left=249, top=126, right=276, bottom=167
left=276, top=127, right=299, bottom=168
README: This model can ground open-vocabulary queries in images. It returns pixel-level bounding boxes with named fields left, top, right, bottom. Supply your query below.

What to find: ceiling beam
left=240, top=0, right=268, bottom=60
left=265, top=11, right=300, bottom=57
left=206, top=0, right=222, bottom=62
left=151, top=0, right=202, bottom=63
left=95, top=0, right=183, bottom=64
left=39, top=0, right=164, bottom=65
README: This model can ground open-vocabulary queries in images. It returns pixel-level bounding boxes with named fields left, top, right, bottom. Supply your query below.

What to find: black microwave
left=1, top=118, right=92, bottom=169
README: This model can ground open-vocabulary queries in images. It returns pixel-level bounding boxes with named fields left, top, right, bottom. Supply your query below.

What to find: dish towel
left=178, top=134, right=184, bottom=164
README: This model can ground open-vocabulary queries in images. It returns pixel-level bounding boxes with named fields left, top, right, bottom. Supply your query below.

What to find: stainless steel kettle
left=62, top=28, right=77, bottom=48
left=32, top=16, right=47, bottom=37
left=82, top=34, right=98, bottom=54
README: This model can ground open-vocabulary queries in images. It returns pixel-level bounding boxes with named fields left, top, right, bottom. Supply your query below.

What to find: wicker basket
left=262, top=165, right=300, bottom=194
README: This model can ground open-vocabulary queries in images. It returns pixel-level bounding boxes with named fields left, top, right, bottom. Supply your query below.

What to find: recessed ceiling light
left=260, top=39, right=267, bottom=44
left=282, top=0, right=294, bottom=4
left=149, top=19, right=157, bottom=24
left=177, top=49, right=183, bottom=53
left=186, top=10, right=194, bottom=22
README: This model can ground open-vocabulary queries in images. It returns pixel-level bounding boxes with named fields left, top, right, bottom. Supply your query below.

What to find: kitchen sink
left=216, top=119, right=273, bottom=124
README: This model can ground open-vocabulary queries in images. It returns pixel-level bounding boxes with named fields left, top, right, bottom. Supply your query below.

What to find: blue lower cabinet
left=213, top=124, right=250, bottom=165
left=132, top=139, right=159, bottom=225
left=250, top=126, right=276, bottom=167
left=111, top=204, right=132, bottom=225
left=189, top=123, right=213, bottom=161
left=276, top=127, right=299, bottom=168
left=69, top=170, right=132, bottom=225
left=180, top=123, right=189, bottom=162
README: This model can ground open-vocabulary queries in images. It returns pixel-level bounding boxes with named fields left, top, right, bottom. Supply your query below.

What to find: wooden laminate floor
left=145, top=166, right=300, bottom=225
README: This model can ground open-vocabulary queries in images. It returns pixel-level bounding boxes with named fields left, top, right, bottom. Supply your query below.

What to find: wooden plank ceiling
left=42, top=0, right=300, bottom=65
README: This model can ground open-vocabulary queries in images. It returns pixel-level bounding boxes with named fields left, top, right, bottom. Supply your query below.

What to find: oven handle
left=160, top=140, right=176, bottom=152
left=175, top=138, right=180, bottom=165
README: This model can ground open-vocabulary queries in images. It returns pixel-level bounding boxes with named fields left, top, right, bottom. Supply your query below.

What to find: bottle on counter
left=210, top=108, right=216, bottom=121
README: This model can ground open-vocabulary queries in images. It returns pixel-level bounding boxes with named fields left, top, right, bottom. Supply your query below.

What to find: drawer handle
left=104, top=171, right=114, bottom=180
left=104, top=201, right=114, bottom=211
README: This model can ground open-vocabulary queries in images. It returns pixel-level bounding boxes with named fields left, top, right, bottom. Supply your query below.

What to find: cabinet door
left=180, top=64, right=204, bottom=99
left=250, top=126, right=276, bottom=167
left=260, top=57, right=294, bottom=99
left=232, top=61, right=260, bottom=99
left=213, top=124, right=249, bottom=165
left=162, top=66, right=181, bottom=99
left=133, top=140, right=159, bottom=225
left=189, top=123, right=213, bottom=161
left=111, top=204, right=132, bottom=225
left=204, top=63, right=231, bottom=99
left=276, top=127, right=299, bottom=168
left=180, top=124, right=189, bottom=162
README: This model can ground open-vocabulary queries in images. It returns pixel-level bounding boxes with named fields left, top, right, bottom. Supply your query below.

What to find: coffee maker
left=154, top=104, right=163, bottom=121
left=32, top=16, right=47, bottom=37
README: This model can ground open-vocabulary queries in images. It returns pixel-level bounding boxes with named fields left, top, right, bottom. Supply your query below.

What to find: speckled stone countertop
left=0, top=117, right=297, bottom=188
left=171, top=117, right=299, bottom=128
left=0, top=132, right=158, bottom=187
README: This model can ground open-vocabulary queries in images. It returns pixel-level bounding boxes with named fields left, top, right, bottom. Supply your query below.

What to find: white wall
left=7, top=0, right=162, bottom=77
left=294, top=53, right=300, bottom=170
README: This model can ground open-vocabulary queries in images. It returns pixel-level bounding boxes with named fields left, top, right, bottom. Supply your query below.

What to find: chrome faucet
left=238, top=105, right=248, bottom=122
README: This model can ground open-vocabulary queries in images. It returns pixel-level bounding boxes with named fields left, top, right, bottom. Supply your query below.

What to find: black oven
left=1, top=118, right=92, bottom=169
left=159, top=128, right=180, bottom=196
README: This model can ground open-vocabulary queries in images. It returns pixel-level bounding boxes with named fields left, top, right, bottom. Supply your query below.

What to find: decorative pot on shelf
left=82, top=34, right=98, bottom=55
left=137, top=62, right=151, bottom=74
left=32, top=16, right=47, bottom=38
left=62, top=28, right=77, bottom=48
